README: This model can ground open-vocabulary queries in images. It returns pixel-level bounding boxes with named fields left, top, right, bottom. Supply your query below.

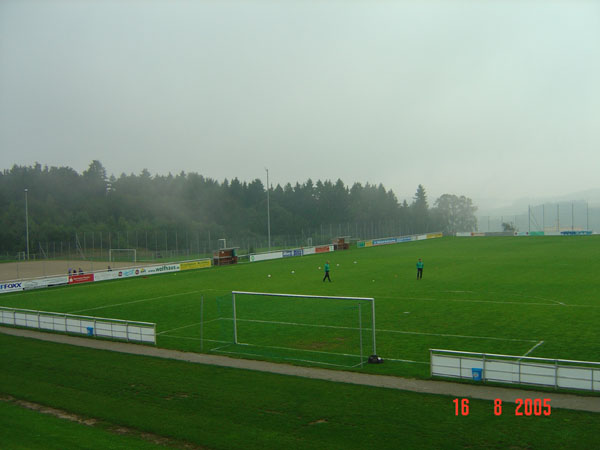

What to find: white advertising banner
left=23, top=276, right=69, bottom=290
left=143, top=263, right=181, bottom=274
left=0, top=282, right=25, bottom=294
left=250, top=252, right=284, bottom=262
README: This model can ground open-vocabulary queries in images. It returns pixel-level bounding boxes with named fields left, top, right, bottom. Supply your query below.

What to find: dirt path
left=0, top=260, right=148, bottom=282
left=2, top=326, right=599, bottom=413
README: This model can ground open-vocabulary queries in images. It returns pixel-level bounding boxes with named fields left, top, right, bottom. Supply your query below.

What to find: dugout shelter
left=213, top=247, right=239, bottom=266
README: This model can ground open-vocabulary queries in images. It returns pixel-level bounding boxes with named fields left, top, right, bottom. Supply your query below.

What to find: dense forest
left=0, top=161, right=477, bottom=256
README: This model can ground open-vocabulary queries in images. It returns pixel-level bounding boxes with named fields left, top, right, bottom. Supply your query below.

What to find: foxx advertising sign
left=0, top=282, right=24, bottom=294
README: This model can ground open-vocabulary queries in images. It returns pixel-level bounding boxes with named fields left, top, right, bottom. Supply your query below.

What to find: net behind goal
left=108, top=249, right=137, bottom=263
left=212, top=291, right=377, bottom=368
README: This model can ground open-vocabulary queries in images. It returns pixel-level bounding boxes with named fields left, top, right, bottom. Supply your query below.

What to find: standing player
left=416, top=258, right=424, bottom=280
left=323, top=261, right=332, bottom=282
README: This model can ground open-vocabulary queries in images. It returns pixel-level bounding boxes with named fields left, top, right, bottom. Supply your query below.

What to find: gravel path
left=2, top=326, right=599, bottom=413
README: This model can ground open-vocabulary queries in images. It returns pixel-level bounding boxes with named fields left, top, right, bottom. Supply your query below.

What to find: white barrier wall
left=249, top=245, right=334, bottom=263
left=250, top=251, right=284, bottom=262
left=0, top=307, right=156, bottom=344
left=431, top=349, right=600, bottom=392
left=1, top=260, right=206, bottom=295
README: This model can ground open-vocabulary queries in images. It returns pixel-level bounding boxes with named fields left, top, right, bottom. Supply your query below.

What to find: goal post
left=108, top=249, right=137, bottom=263
left=213, top=290, right=380, bottom=368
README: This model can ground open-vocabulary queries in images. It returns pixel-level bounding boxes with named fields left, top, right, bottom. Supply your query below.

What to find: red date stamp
left=453, top=398, right=551, bottom=416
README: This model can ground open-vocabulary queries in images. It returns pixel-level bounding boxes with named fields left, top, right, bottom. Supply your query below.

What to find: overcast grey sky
left=1, top=0, right=599, bottom=210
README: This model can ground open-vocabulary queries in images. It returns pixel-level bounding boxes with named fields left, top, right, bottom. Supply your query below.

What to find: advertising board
left=23, top=276, right=68, bottom=290
left=250, top=252, right=283, bottom=262
left=372, top=238, right=398, bottom=246
left=0, top=282, right=24, bottom=294
left=180, top=259, right=211, bottom=270
left=143, top=264, right=180, bottom=274
left=93, top=271, right=120, bottom=282
left=68, top=273, right=94, bottom=285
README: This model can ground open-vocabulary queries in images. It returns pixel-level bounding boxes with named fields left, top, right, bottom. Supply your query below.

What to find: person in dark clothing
left=323, top=261, right=331, bottom=282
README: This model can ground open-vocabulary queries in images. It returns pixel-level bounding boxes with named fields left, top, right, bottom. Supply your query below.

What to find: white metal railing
left=0, top=306, right=156, bottom=344
left=431, top=349, right=600, bottom=392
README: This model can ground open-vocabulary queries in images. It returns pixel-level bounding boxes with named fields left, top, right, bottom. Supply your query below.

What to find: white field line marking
left=521, top=340, right=545, bottom=358
left=381, top=357, right=429, bottom=365
left=212, top=349, right=354, bottom=368
left=157, top=318, right=221, bottom=335
left=388, top=292, right=598, bottom=307
left=160, top=335, right=230, bottom=345
left=375, top=327, right=538, bottom=343
left=433, top=290, right=566, bottom=305
left=162, top=334, right=430, bottom=365
left=233, top=318, right=538, bottom=343
left=163, top=334, right=364, bottom=360
left=438, top=290, right=475, bottom=294
left=235, top=341, right=363, bottom=359
left=69, top=291, right=199, bottom=314
left=383, top=296, right=600, bottom=308
left=383, top=296, right=561, bottom=306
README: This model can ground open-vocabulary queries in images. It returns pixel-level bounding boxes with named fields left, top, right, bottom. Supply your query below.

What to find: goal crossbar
left=231, top=291, right=377, bottom=356
left=232, top=290, right=375, bottom=302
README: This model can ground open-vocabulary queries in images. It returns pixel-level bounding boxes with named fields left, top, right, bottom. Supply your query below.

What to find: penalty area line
left=234, top=318, right=539, bottom=343
left=69, top=291, right=200, bottom=314
left=521, top=340, right=545, bottom=358
left=157, top=318, right=222, bottom=335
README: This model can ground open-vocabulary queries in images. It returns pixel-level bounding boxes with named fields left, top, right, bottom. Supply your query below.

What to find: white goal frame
left=231, top=290, right=377, bottom=357
left=108, top=248, right=137, bottom=263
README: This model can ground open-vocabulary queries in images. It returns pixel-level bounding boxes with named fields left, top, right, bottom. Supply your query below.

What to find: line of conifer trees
left=0, top=161, right=477, bottom=254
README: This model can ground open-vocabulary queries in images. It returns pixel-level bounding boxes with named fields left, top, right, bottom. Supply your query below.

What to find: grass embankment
left=1, top=333, right=599, bottom=450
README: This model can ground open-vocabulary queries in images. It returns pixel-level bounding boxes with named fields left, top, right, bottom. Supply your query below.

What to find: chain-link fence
left=1, top=219, right=432, bottom=264
left=477, top=202, right=598, bottom=233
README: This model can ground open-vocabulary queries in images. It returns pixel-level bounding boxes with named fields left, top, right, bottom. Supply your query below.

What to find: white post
left=232, top=292, right=238, bottom=344
left=25, top=189, right=30, bottom=260
left=358, top=303, right=363, bottom=367
left=200, top=295, right=204, bottom=352
left=371, top=299, right=377, bottom=356
left=265, top=168, right=271, bottom=251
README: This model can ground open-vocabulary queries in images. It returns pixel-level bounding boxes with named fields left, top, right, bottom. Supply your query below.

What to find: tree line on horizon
left=0, top=161, right=477, bottom=254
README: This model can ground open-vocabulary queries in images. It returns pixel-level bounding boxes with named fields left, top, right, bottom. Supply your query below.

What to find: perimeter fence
left=477, top=201, right=599, bottom=233
left=1, top=219, right=433, bottom=263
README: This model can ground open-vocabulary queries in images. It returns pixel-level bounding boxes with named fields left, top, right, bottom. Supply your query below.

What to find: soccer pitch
left=2, top=236, right=600, bottom=379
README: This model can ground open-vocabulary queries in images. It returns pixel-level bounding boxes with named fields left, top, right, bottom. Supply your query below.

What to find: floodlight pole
left=25, top=188, right=30, bottom=260
left=265, top=168, right=271, bottom=251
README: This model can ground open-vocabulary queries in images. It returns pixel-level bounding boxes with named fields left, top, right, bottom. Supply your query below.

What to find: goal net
left=108, top=249, right=137, bottom=263
left=212, top=291, right=377, bottom=368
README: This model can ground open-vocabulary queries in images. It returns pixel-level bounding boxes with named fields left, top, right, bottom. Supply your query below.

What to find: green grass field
left=2, top=236, right=599, bottom=377
left=2, top=333, right=600, bottom=450
left=1, top=236, right=600, bottom=448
